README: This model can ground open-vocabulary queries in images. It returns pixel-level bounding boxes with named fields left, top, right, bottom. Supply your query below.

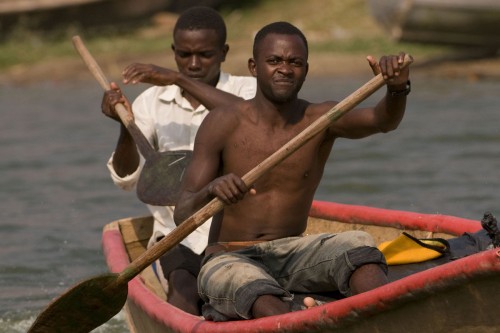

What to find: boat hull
left=0, top=0, right=170, bottom=33
left=102, top=201, right=500, bottom=333
left=367, top=0, right=500, bottom=48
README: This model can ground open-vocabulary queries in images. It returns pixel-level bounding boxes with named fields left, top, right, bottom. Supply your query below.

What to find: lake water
left=1, top=75, right=499, bottom=332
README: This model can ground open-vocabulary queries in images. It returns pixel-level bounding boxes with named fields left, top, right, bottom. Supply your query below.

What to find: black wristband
left=389, top=80, right=411, bottom=97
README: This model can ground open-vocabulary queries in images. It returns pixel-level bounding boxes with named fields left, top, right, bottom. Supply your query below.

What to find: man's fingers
left=391, top=56, right=400, bottom=76
left=122, top=64, right=142, bottom=84
left=123, top=71, right=140, bottom=85
left=366, top=55, right=381, bottom=76
left=210, top=176, right=254, bottom=204
left=398, top=51, right=406, bottom=65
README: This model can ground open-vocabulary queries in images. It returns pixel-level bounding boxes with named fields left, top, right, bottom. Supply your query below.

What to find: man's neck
left=181, top=73, right=220, bottom=109
left=253, top=96, right=304, bottom=127
left=182, top=91, right=202, bottom=109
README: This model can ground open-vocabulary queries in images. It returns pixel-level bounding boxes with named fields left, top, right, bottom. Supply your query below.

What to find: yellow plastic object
left=378, top=232, right=448, bottom=265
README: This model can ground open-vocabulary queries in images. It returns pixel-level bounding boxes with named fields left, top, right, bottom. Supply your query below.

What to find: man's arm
left=330, top=52, right=411, bottom=139
left=173, top=108, right=224, bottom=224
left=368, top=53, right=410, bottom=133
left=101, top=82, right=140, bottom=177
left=103, top=64, right=254, bottom=178
left=122, top=63, right=246, bottom=109
left=173, top=108, right=252, bottom=225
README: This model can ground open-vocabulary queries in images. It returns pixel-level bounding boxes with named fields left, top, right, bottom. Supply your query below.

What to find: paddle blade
left=137, top=150, right=192, bottom=206
left=28, top=273, right=127, bottom=333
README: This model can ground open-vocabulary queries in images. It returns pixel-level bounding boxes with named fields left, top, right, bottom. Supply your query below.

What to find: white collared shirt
left=107, top=72, right=256, bottom=254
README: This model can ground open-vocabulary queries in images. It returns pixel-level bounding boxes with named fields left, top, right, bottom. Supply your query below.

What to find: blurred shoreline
left=1, top=0, right=500, bottom=85
left=2, top=47, right=499, bottom=86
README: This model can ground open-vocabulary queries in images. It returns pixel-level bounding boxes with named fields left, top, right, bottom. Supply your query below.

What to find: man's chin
left=271, top=89, right=299, bottom=104
left=184, top=72, right=220, bottom=86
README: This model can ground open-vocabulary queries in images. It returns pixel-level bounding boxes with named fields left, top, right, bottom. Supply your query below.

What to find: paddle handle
left=72, top=35, right=154, bottom=158
left=117, top=55, right=413, bottom=284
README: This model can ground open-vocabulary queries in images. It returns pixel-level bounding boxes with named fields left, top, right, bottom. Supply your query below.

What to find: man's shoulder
left=218, top=72, right=256, bottom=98
left=210, top=94, right=251, bottom=113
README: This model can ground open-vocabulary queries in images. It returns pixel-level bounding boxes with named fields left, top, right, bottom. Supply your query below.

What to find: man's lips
left=186, top=73, right=205, bottom=79
left=273, top=78, right=294, bottom=85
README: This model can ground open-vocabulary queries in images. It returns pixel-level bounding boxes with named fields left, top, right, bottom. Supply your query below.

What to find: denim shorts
left=198, top=231, right=387, bottom=321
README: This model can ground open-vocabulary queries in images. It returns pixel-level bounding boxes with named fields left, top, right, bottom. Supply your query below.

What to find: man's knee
left=349, top=263, right=388, bottom=295
left=334, top=244, right=387, bottom=296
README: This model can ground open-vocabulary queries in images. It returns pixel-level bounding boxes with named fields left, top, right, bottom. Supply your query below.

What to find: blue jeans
left=198, top=231, right=387, bottom=320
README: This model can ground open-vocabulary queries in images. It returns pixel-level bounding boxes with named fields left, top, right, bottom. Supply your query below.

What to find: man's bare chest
left=223, top=126, right=324, bottom=178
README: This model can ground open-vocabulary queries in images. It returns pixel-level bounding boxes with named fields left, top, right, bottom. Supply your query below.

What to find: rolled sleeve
left=106, top=152, right=144, bottom=191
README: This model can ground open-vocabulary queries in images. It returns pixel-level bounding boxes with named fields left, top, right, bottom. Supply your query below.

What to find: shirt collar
left=215, top=71, right=229, bottom=89
left=158, top=71, right=229, bottom=111
left=158, top=85, right=196, bottom=111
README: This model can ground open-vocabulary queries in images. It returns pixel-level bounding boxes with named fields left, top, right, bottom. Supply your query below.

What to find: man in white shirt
left=101, top=6, right=256, bottom=315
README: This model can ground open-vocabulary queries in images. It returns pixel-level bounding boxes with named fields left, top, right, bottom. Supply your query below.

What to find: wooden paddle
left=72, top=35, right=191, bottom=206
left=28, top=52, right=413, bottom=333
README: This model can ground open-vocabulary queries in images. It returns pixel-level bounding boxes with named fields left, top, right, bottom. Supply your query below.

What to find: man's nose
left=278, top=61, right=293, bottom=75
left=188, top=55, right=201, bottom=69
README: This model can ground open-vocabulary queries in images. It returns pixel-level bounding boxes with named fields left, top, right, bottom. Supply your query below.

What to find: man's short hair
left=174, top=6, right=227, bottom=46
left=253, top=21, right=308, bottom=59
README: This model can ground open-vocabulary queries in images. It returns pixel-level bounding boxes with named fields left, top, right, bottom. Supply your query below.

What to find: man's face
left=172, top=29, right=228, bottom=86
left=250, top=33, right=308, bottom=104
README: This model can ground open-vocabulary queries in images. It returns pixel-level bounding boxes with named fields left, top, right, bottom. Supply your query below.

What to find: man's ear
left=221, top=44, right=229, bottom=62
left=248, top=58, right=257, bottom=77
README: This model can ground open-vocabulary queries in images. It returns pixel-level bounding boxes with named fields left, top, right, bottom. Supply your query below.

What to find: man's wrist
left=388, top=80, right=411, bottom=97
left=174, top=71, right=183, bottom=85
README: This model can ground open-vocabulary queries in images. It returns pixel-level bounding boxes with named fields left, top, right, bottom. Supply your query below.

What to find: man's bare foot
left=303, top=297, right=318, bottom=309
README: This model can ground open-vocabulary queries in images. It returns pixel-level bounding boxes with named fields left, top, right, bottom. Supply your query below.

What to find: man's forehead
left=174, top=28, right=220, bottom=41
left=257, top=33, right=307, bottom=55
left=173, top=29, right=223, bottom=47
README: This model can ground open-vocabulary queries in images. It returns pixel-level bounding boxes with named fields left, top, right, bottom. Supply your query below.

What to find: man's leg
left=251, top=295, right=320, bottom=317
left=349, top=263, right=388, bottom=295
left=248, top=233, right=388, bottom=318
left=157, top=244, right=203, bottom=315
left=251, top=263, right=388, bottom=318
left=199, top=251, right=293, bottom=321
left=168, top=269, right=201, bottom=316
left=251, top=295, right=292, bottom=318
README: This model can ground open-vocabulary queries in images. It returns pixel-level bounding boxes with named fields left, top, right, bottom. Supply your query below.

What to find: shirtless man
left=174, top=21, right=411, bottom=321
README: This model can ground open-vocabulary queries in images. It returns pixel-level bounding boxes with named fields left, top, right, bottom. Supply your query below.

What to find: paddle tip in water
left=28, top=273, right=127, bottom=333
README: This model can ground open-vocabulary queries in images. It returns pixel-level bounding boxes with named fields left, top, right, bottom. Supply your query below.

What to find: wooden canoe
left=102, top=200, right=500, bottom=333
left=366, top=0, right=500, bottom=49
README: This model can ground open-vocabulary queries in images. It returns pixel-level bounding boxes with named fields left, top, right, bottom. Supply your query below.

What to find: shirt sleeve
left=106, top=88, right=156, bottom=190
left=228, top=75, right=257, bottom=100
left=106, top=152, right=145, bottom=191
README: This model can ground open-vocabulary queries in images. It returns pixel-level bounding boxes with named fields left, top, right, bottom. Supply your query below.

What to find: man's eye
left=201, top=52, right=215, bottom=58
left=176, top=51, right=190, bottom=58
